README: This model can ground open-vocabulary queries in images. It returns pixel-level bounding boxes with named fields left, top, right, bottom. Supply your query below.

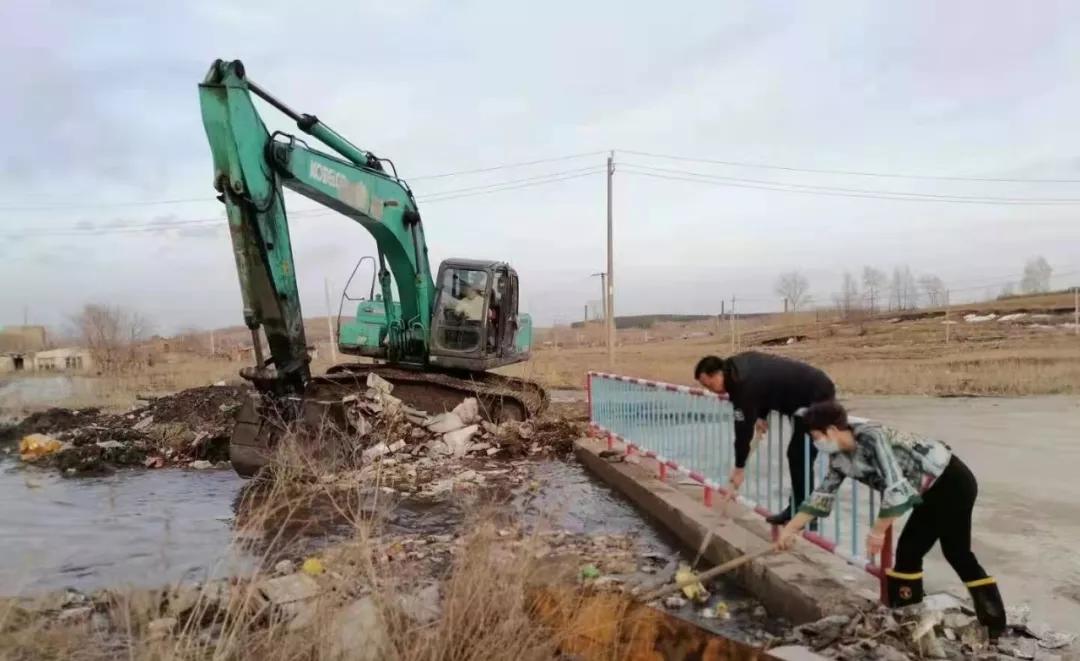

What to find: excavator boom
left=199, top=59, right=436, bottom=393
left=198, top=60, right=544, bottom=475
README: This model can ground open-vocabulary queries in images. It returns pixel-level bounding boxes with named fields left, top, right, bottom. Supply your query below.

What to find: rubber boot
left=765, top=509, right=793, bottom=526
left=967, top=577, right=1007, bottom=640
left=885, top=570, right=924, bottom=608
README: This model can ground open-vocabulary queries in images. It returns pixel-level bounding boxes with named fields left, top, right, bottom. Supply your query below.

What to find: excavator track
left=230, top=364, right=548, bottom=476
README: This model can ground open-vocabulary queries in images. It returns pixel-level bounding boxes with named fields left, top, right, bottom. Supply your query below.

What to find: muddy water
left=0, top=459, right=249, bottom=594
left=0, top=458, right=672, bottom=591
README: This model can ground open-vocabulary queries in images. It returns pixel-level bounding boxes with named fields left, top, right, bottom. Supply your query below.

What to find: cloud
left=2, top=1, right=1080, bottom=332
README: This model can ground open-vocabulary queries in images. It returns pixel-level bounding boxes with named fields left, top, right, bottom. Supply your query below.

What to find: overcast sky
left=3, top=1, right=1080, bottom=333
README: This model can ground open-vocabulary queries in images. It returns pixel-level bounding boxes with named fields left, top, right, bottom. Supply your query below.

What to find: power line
left=0, top=196, right=216, bottom=212
left=619, top=165, right=1080, bottom=205
left=619, top=149, right=1080, bottom=184
left=0, top=153, right=608, bottom=212
left=418, top=166, right=603, bottom=201
left=409, top=151, right=607, bottom=180
left=2, top=170, right=602, bottom=238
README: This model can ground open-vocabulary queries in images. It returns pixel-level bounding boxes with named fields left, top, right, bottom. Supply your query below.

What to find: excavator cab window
left=434, top=267, right=490, bottom=352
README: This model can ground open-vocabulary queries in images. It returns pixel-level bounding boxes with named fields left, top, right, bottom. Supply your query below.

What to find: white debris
left=1006, top=604, right=1031, bottom=628
left=429, top=440, right=452, bottom=456
left=451, top=398, right=481, bottom=425
left=999, top=638, right=1037, bottom=659
left=347, top=409, right=372, bottom=436
left=259, top=573, right=321, bottom=605
left=95, top=440, right=125, bottom=449
left=443, top=425, right=479, bottom=457
left=366, top=373, right=394, bottom=395
left=388, top=440, right=406, bottom=453
left=663, top=595, right=687, bottom=609
left=188, top=460, right=214, bottom=470
left=274, top=560, right=296, bottom=576
left=397, top=583, right=441, bottom=624
left=132, top=416, right=154, bottom=431
left=328, top=596, right=386, bottom=661
left=999, top=313, right=1028, bottom=322
left=426, top=412, right=466, bottom=434
left=467, top=442, right=490, bottom=454
left=964, top=313, right=998, bottom=323
left=362, top=442, right=390, bottom=462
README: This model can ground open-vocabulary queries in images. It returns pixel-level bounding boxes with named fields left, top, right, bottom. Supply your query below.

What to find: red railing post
left=585, top=371, right=593, bottom=424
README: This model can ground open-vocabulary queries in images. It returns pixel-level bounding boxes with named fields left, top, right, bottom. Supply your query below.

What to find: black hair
left=694, top=355, right=726, bottom=380
left=803, top=400, right=851, bottom=432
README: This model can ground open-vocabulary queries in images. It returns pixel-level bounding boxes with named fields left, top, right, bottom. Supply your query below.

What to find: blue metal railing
left=587, top=371, right=893, bottom=595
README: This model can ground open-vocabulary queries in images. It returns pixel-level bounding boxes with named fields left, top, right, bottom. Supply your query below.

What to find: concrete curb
left=575, top=437, right=878, bottom=624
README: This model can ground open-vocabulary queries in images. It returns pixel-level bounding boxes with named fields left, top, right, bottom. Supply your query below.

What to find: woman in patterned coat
left=774, top=400, right=1006, bottom=639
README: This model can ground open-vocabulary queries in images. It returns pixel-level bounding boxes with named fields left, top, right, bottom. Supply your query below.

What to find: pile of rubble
left=1, top=385, right=244, bottom=474
left=293, top=373, right=581, bottom=495
left=337, top=373, right=579, bottom=463
left=778, top=600, right=1076, bottom=660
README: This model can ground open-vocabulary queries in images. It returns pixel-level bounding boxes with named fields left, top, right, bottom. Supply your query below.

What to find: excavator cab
left=429, top=259, right=530, bottom=371
left=337, top=257, right=531, bottom=371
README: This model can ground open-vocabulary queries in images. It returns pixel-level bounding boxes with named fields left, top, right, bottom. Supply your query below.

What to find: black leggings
left=894, top=456, right=989, bottom=583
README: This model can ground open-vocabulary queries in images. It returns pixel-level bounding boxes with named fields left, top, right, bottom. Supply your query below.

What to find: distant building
left=0, top=325, right=47, bottom=353
left=33, top=347, right=93, bottom=372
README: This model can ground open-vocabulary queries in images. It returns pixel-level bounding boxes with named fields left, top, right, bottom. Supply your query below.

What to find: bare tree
left=70, top=304, right=153, bottom=371
left=862, top=267, right=887, bottom=313
left=890, top=266, right=918, bottom=311
left=1020, top=256, right=1053, bottom=294
left=918, top=274, right=946, bottom=307
left=999, top=282, right=1016, bottom=299
left=832, top=272, right=861, bottom=318
left=775, top=271, right=810, bottom=311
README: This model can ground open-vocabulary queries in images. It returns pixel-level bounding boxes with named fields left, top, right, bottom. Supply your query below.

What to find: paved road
left=847, top=395, right=1080, bottom=633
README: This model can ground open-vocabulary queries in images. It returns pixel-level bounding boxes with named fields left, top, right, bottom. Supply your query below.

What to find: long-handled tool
left=639, top=547, right=776, bottom=603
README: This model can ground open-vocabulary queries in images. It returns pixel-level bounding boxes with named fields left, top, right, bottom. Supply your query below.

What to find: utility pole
left=1074, top=286, right=1079, bottom=336
left=591, top=272, right=606, bottom=321
left=729, top=296, right=736, bottom=353
left=210, top=330, right=216, bottom=356
left=606, top=151, right=616, bottom=367
left=324, top=277, right=339, bottom=364
left=945, top=289, right=951, bottom=345
left=583, top=304, right=588, bottom=328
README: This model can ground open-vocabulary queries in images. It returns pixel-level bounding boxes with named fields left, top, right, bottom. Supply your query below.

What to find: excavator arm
left=198, top=60, right=435, bottom=395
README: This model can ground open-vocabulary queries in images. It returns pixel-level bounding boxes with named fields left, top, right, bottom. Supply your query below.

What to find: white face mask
left=814, top=436, right=840, bottom=454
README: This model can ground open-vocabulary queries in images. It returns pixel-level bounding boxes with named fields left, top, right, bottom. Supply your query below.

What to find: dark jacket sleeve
left=733, top=401, right=757, bottom=468
left=726, top=354, right=758, bottom=468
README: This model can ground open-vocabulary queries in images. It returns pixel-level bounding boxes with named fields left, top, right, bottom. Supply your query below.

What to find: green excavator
left=198, top=60, right=546, bottom=476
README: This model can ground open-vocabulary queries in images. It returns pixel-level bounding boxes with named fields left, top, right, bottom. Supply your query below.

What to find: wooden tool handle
left=640, top=547, right=775, bottom=603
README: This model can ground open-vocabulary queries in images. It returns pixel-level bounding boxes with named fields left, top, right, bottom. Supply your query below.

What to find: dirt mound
left=8, top=385, right=247, bottom=475
left=1, top=408, right=105, bottom=444
left=141, top=385, right=245, bottom=430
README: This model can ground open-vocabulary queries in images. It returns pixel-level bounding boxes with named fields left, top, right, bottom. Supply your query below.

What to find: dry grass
left=0, top=431, right=629, bottom=661
left=504, top=314, right=1080, bottom=396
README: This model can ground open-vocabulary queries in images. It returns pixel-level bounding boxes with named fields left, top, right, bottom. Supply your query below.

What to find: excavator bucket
left=229, top=364, right=547, bottom=477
